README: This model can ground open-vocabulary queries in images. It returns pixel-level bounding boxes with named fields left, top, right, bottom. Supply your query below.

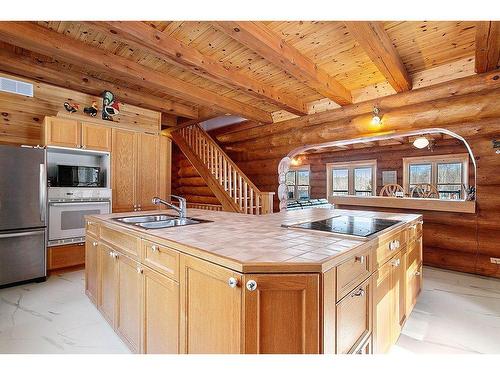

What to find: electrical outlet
left=490, top=257, right=500, bottom=264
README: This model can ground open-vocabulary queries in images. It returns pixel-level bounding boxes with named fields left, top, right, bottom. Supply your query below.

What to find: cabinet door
left=81, top=122, right=111, bottom=151
left=336, top=277, right=371, bottom=354
left=136, top=133, right=159, bottom=211
left=44, top=117, right=80, bottom=148
left=116, top=253, right=143, bottom=353
left=243, top=273, right=320, bottom=354
left=85, top=236, right=99, bottom=305
left=143, top=266, right=179, bottom=354
left=98, top=243, right=117, bottom=327
left=179, top=255, right=242, bottom=354
left=373, top=258, right=393, bottom=354
left=406, top=264, right=422, bottom=315
left=159, top=135, right=172, bottom=200
left=111, top=129, right=137, bottom=212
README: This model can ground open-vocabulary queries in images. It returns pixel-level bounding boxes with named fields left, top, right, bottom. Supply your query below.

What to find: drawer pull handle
left=246, top=280, right=257, bottom=291
left=92, top=241, right=98, bottom=246
left=389, top=240, right=401, bottom=251
left=352, top=288, right=365, bottom=297
left=415, top=271, right=421, bottom=276
left=355, top=255, right=365, bottom=264
left=228, top=277, right=238, bottom=288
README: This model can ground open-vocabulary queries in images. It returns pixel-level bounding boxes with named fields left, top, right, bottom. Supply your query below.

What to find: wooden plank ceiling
left=0, top=21, right=496, bottom=126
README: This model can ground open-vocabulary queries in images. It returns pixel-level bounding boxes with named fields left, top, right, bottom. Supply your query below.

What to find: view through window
left=404, top=154, right=468, bottom=200
left=327, top=160, right=376, bottom=197
left=285, top=167, right=310, bottom=200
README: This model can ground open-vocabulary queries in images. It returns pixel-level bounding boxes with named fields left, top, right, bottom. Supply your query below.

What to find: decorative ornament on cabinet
left=101, top=90, right=120, bottom=121
left=83, top=101, right=98, bottom=117
left=63, top=101, right=79, bottom=113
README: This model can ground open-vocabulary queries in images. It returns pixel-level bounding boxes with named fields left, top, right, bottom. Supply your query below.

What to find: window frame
left=285, top=165, right=311, bottom=201
left=402, top=153, right=469, bottom=200
left=326, top=159, right=377, bottom=198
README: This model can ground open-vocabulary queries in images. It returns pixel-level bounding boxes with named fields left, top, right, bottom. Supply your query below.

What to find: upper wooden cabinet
left=81, top=122, right=112, bottom=151
left=137, top=133, right=160, bottom=211
left=44, top=117, right=111, bottom=151
left=44, top=117, right=81, bottom=148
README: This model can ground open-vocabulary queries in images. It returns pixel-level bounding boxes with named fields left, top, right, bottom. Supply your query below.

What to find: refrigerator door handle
left=40, top=163, right=47, bottom=223
left=0, top=230, right=44, bottom=239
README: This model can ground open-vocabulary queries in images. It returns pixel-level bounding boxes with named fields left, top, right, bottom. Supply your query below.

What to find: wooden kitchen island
left=84, top=208, right=423, bottom=354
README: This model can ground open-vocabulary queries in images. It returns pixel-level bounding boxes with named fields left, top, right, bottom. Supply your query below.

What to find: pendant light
left=371, top=106, right=381, bottom=126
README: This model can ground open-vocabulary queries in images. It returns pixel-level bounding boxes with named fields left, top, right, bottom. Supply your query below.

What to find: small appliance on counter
left=0, top=144, right=47, bottom=287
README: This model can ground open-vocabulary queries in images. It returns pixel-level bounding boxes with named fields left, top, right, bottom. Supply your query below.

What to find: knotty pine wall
left=0, top=72, right=161, bottom=146
left=202, top=71, right=500, bottom=278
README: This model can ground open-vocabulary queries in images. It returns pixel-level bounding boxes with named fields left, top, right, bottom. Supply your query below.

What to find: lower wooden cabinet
left=336, top=276, right=372, bottom=354
left=143, top=266, right=179, bottom=354
left=98, top=242, right=118, bottom=327
left=406, top=264, right=422, bottom=315
left=242, top=273, right=320, bottom=354
left=116, top=254, right=143, bottom=352
left=179, top=255, right=242, bottom=354
left=84, top=236, right=99, bottom=305
left=48, top=243, right=85, bottom=272
left=373, top=250, right=404, bottom=354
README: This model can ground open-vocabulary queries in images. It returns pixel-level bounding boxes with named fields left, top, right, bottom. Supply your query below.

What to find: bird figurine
left=83, top=101, right=98, bottom=117
left=63, top=102, right=79, bottom=113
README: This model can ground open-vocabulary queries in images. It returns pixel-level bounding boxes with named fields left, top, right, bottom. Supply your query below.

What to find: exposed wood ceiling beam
left=345, top=21, right=412, bottom=92
left=0, top=46, right=199, bottom=119
left=85, top=21, right=308, bottom=116
left=0, top=22, right=273, bottom=124
left=475, top=21, right=500, bottom=73
left=213, top=21, right=352, bottom=106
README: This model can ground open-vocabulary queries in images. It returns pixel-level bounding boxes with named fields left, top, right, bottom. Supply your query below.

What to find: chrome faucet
left=152, top=195, right=187, bottom=219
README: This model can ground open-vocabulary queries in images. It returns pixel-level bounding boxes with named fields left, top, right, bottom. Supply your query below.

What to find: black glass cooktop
left=287, top=215, right=401, bottom=237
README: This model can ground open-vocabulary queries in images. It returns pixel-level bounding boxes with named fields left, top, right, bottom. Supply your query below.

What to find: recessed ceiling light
left=413, top=136, right=430, bottom=149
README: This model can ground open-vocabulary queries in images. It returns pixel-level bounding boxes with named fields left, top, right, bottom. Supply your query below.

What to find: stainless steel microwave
left=57, top=165, right=103, bottom=187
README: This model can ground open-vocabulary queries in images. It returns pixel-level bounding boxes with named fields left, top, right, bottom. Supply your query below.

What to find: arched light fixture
left=371, top=106, right=381, bottom=126
left=413, top=136, right=430, bottom=149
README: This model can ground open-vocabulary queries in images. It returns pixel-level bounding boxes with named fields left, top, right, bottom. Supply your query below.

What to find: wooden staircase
left=171, top=124, right=274, bottom=214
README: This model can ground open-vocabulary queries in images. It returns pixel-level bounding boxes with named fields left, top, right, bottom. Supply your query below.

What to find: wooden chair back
left=379, top=184, right=404, bottom=197
left=410, top=183, right=439, bottom=198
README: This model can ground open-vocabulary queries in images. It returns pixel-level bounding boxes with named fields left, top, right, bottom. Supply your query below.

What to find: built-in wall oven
left=48, top=187, right=111, bottom=246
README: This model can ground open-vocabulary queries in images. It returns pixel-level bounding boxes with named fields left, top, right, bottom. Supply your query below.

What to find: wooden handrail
left=172, top=124, right=274, bottom=214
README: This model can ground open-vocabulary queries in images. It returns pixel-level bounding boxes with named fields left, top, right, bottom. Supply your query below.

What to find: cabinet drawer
left=336, top=277, right=371, bottom=354
left=407, top=236, right=422, bottom=271
left=336, top=246, right=371, bottom=302
left=407, top=220, right=423, bottom=241
left=100, top=226, right=140, bottom=260
left=47, top=243, right=85, bottom=271
left=142, top=239, right=179, bottom=281
left=374, top=229, right=407, bottom=268
left=86, top=220, right=99, bottom=237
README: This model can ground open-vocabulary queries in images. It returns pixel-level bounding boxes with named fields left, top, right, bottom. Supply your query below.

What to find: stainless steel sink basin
left=113, top=214, right=211, bottom=229
left=136, top=218, right=202, bottom=229
left=114, top=214, right=176, bottom=224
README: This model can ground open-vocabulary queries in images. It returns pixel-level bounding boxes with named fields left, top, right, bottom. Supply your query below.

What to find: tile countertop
left=88, top=208, right=422, bottom=273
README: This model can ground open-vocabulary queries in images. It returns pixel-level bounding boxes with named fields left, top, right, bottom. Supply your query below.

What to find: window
left=326, top=160, right=377, bottom=197
left=285, top=166, right=310, bottom=201
left=403, top=154, right=469, bottom=200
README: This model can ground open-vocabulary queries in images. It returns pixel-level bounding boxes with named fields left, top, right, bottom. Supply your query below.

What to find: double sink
left=114, top=214, right=210, bottom=229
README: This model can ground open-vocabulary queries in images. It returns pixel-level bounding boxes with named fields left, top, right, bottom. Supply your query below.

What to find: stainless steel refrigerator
left=0, top=144, right=47, bottom=287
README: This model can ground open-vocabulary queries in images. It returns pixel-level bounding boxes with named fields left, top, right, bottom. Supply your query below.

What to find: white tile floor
left=0, top=266, right=499, bottom=354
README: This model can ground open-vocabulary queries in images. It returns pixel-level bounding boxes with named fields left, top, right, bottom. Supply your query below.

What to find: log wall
left=203, top=70, right=500, bottom=278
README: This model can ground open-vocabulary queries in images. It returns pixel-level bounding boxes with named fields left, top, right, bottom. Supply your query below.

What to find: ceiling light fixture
left=371, top=106, right=381, bottom=126
left=413, top=136, right=430, bottom=149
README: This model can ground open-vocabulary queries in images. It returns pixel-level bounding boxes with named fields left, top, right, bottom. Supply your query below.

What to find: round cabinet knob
left=136, top=267, right=143, bottom=274
left=355, top=255, right=365, bottom=264
left=109, top=251, right=114, bottom=257
left=391, top=258, right=401, bottom=267
left=82, top=145, right=86, bottom=149
left=92, top=241, right=98, bottom=246
left=228, top=277, right=238, bottom=288
left=151, top=245, right=158, bottom=253
left=246, top=279, right=257, bottom=291
left=415, top=271, right=421, bottom=276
